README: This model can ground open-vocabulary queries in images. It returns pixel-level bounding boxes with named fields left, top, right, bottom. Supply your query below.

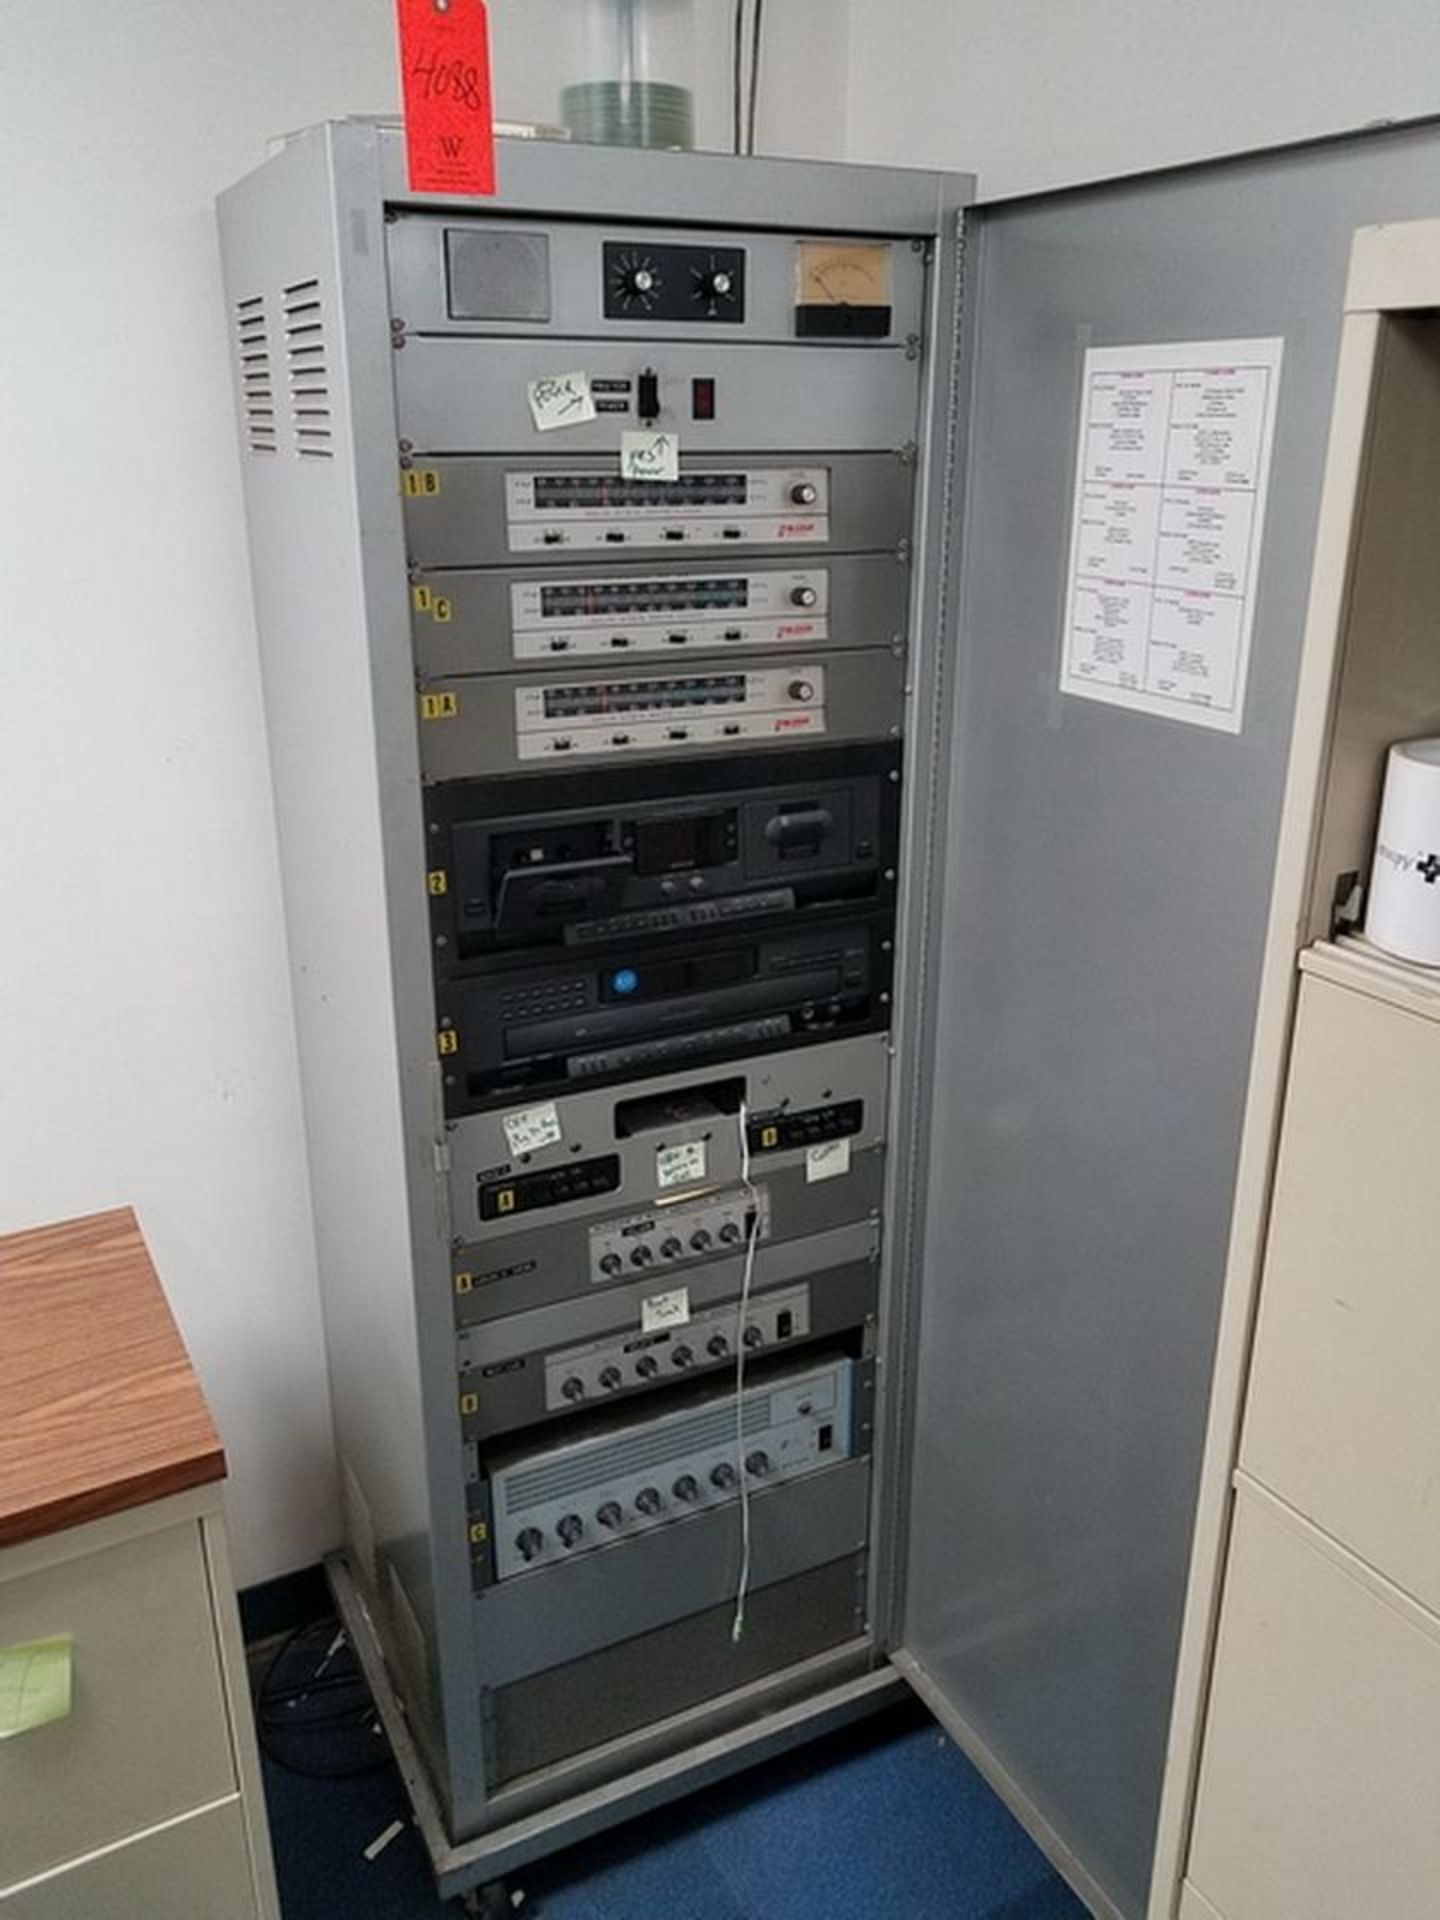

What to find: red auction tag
left=396, top=0, right=496, bottom=196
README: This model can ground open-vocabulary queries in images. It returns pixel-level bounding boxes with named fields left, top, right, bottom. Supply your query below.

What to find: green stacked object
left=561, top=80, right=695, bottom=151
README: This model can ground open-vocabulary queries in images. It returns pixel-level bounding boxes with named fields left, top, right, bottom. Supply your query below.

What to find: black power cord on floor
left=254, top=1616, right=392, bottom=1781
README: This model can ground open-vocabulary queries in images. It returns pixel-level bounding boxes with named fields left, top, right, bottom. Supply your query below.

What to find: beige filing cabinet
left=0, top=1210, right=279, bottom=1920
left=1147, top=220, right=1440, bottom=1920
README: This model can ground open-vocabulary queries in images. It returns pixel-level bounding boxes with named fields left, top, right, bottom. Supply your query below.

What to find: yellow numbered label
left=761, top=1124, right=779, bottom=1149
left=420, top=691, right=458, bottom=720
left=428, top=870, right=449, bottom=896
left=459, top=1392, right=479, bottom=1417
left=412, top=583, right=434, bottom=612
left=432, top=596, right=453, bottom=624
left=469, top=1520, right=489, bottom=1546
left=453, top=1271, right=474, bottom=1295
left=437, top=1030, right=458, bottom=1056
left=402, top=468, right=441, bottom=497
left=495, top=1188, right=516, bottom=1215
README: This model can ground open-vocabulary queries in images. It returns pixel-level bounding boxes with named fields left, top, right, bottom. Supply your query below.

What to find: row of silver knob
left=598, top=1217, right=746, bottom=1277
left=560, top=1323, right=765, bottom=1403
left=514, top=1452, right=774, bottom=1561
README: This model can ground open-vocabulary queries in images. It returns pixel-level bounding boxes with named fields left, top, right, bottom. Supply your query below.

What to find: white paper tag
left=502, top=1101, right=562, bottom=1157
left=641, top=1286, right=691, bottom=1334
left=656, top=1140, right=707, bottom=1190
left=806, top=1138, right=851, bottom=1183
left=528, top=372, right=597, bottom=432
left=621, top=430, right=681, bottom=482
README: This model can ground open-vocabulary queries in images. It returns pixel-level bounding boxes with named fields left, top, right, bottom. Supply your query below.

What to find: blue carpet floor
left=261, top=1700, right=1089, bottom=1919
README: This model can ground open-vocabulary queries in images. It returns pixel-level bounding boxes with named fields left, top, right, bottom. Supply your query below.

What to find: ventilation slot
left=234, top=295, right=276, bottom=455
left=283, top=277, right=333, bottom=458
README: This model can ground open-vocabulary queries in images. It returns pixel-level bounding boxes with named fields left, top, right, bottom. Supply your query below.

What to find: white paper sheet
left=1059, top=338, right=1283, bottom=733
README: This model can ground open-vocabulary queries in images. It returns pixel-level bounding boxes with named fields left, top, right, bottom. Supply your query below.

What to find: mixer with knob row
left=587, top=1186, right=771, bottom=1285
left=488, top=1353, right=851, bottom=1579
left=538, top=1280, right=810, bottom=1414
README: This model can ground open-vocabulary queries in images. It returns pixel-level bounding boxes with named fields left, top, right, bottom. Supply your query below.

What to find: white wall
left=0, top=1, right=849, bottom=1591
left=0, top=1, right=401, bottom=1587
left=846, top=0, right=1440, bottom=197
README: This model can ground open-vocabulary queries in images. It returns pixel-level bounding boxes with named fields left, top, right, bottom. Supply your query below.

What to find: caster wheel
left=462, top=1882, right=526, bottom=1917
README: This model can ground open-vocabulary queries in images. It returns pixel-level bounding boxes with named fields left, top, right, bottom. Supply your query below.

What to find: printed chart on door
left=1059, top=338, right=1283, bottom=733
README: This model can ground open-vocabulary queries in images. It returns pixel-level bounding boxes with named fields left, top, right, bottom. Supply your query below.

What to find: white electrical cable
left=730, top=1095, right=762, bottom=1642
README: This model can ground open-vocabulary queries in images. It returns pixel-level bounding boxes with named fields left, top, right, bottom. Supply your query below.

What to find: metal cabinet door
left=894, top=119, right=1440, bottom=1920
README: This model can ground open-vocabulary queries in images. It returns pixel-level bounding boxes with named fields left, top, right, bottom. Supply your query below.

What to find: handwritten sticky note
left=806, top=1138, right=851, bottom=1183
left=642, top=1287, right=690, bottom=1334
left=528, top=372, right=596, bottom=432
left=0, top=1638, right=73, bottom=1740
left=621, top=431, right=680, bottom=482
left=502, top=1101, right=562, bottom=1157
left=657, top=1140, right=706, bottom=1190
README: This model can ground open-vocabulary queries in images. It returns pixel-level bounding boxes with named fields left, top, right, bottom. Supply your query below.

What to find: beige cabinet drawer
left=1241, top=973, right=1440, bottom=1612
left=1187, top=1480, right=1440, bottom=1920
left=0, top=1521, right=236, bottom=1889
left=1, top=1798, right=255, bottom=1919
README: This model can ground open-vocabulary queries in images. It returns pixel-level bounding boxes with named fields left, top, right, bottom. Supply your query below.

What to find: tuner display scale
left=415, top=650, right=905, bottom=779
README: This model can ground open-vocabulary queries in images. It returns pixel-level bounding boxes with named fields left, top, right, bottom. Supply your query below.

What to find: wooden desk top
left=0, top=1208, right=225, bottom=1550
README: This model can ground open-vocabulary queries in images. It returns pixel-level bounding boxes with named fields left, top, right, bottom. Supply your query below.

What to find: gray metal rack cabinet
left=219, top=119, right=1440, bottom=1920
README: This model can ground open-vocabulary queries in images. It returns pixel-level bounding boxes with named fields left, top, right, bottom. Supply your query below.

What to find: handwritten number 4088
left=411, top=48, right=486, bottom=111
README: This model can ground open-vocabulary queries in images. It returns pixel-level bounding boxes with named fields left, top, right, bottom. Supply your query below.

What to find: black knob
left=788, top=679, right=816, bottom=703
left=790, top=585, right=819, bottom=607
left=516, top=1527, right=544, bottom=1562
left=672, top=1344, right=694, bottom=1369
left=745, top=1451, right=773, bottom=1478
left=694, top=267, right=736, bottom=303
left=790, top=481, right=818, bottom=506
left=599, top=1364, right=623, bottom=1391
left=599, top=1252, right=623, bottom=1277
left=556, top=1514, right=584, bottom=1549
left=673, top=1474, right=701, bottom=1502
left=710, top=1462, right=738, bottom=1490
left=635, top=1486, right=663, bottom=1516
left=743, top=1325, right=764, bottom=1349
left=635, top=1354, right=660, bottom=1379
left=561, top=1376, right=585, bottom=1403
left=718, top=1220, right=742, bottom=1245
left=660, top=1237, right=683, bottom=1259
left=596, top=1501, right=624, bottom=1529
left=706, top=1332, right=730, bottom=1358
left=689, top=1229, right=713, bottom=1253
left=630, top=1244, right=655, bottom=1269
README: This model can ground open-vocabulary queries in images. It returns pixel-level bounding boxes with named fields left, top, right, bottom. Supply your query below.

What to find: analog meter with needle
left=794, top=241, right=894, bottom=338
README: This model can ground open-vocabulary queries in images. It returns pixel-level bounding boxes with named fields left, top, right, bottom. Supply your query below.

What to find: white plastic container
left=1365, top=738, right=1440, bottom=966
left=560, top=0, right=697, bottom=149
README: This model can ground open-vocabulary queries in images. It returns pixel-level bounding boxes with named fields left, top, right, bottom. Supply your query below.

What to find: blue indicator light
left=610, top=968, right=640, bottom=996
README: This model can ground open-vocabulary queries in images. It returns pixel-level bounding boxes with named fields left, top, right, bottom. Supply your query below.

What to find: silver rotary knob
left=790, top=585, right=818, bottom=607
left=790, top=482, right=818, bottom=506
left=788, top=679, right=816, bottom=703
